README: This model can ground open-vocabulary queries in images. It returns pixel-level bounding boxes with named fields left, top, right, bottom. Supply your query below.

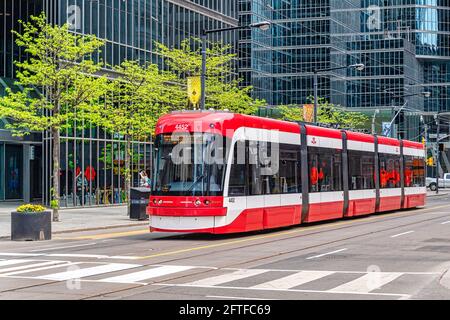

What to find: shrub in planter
left=11, top=204, right=52, bottom=241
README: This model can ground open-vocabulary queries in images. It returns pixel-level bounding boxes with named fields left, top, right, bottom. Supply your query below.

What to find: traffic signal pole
left=435, top=113, right=440, bottom=194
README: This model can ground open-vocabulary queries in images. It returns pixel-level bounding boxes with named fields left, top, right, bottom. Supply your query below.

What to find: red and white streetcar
left=147, top=111, right=426, bottom=234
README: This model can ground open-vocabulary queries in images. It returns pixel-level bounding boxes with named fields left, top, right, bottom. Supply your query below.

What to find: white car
left=426, top=173, right=450, bottom=191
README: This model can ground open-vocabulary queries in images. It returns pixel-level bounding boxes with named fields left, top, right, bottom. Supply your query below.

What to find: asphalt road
left=1, top=195, right=450, bottom=300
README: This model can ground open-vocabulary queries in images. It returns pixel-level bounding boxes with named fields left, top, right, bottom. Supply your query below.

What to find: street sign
left=382, top=122, right=391, bottom=136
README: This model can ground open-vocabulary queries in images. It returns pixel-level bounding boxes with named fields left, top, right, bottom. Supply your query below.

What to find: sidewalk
left=0, top=202, right=148, bottom=239
left=427, top=190, right=450, bottom=198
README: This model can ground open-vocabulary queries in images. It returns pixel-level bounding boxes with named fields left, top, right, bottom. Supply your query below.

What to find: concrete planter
left=11, top=211, right=52, bottom=241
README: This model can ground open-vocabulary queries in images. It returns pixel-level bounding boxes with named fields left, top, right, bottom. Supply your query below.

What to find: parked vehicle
left=426, top=173, right=450, bottom=191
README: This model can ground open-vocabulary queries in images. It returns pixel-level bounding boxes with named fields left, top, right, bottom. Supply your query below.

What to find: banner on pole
left=303, top=104, right=314, bottom=123
left=187, top=76, right=201, bottom=106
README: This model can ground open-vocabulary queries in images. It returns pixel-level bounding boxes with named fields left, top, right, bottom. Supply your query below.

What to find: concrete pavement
left=0, top=196, right=449, bottom=299
left=0, top=202, right=148, bottom=239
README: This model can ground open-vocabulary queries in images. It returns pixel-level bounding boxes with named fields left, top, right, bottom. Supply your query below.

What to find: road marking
left=0, top=253, right=43, bottom=257
left=65, top=229, right=149, bottom=240
left=0, top=261, right=65, bottom=274
left=1, top=262, right=80, bottom=276
left=252, top=270, right=334, bottom=290
left=187, top=269, right=268, bottom=286
left=100, top=265, right=194, bottom=284
left=30, top=243, right=98, bottom=252
left=390, top=231, right=415, bottom=238
left=133, top=203, right=450, bottom=260
left=46, top=253, right=141, bottom=260
left=0, top=259, right=34, bottom=267
left=206, top=295, right=278, bottom=300
left=36, top=263, right=141, bottom=281
left=441, top=221, right=450, bottom=225
left=328, top=272, right=403, bottom=293
left=152, top=283, right=410, bottom=299
left=306, top=248, right=348, bottom=260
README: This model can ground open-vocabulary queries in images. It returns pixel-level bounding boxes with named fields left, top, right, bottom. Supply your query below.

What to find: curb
left=0, top=220, right=149, bottom=240
left=428, top=193, right=450, bottom=198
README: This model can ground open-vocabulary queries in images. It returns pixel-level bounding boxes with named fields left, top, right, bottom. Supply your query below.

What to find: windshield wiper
left=187, top=174, right=206, bottom=192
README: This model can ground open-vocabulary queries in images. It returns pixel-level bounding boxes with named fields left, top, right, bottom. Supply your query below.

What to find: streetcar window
left=348, top=150, right=375, bottom=190
left=248, top=140, right=262, bottom=195
left=379, top=153, right=401, bottom=188
left=248, top=141, right=281, bottom=195
left=279, top=143, right=301, bottom=193
left=228, top=141, right=246, bottom=196
left=404, top=156, right=425, bottom=187
left=308, top=147, right=343, bottom=192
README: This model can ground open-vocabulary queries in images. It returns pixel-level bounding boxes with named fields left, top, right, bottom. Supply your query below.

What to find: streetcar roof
left=155, top=111, right=422, bottom=148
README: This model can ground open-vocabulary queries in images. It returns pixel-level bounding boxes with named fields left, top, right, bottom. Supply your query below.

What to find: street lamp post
left=200, top=21, right=271, bottom=110
left=384, top=91, right=431, bottom=138
left=313, top=63, right=364, bottom=124
left=372, top=109, right=380, bottom=134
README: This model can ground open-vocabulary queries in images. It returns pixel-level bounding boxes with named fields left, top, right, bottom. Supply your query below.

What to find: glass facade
left=1, top=0, right=238, bottom=206
left=241, top=0, right=450, bottom=142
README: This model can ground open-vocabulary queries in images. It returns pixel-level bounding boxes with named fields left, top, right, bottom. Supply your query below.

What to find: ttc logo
left=311, top=137, right=317, bottom=145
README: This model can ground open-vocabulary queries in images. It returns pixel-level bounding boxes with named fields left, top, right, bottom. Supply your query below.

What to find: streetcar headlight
left=158, top=199, right=163, bottom=205
left=204, top=200, right=210, bottom=205
left=152, top=199, right=157, bottom=205
left=195, top=199, right=201, bottom=206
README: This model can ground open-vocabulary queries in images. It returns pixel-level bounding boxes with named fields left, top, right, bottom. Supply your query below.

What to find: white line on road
left=152, top=283, right=410, bottom=299
left=0, top=253, right=44, bottom=257
left=0, top=261, right=65, bottom=274
left=328, top=272, right=403, bottom=293
left=36, top=263, right=141, bottom=281
left=441, top=221, right=450, bottom=225
left=206, top=295, right=278, bottom=300
left=30, top=243, right=98, bottom=252
left=187, top=269, right=269, bottom=286
left=100, top=265, right=194, bottom=284
left=305, top=248, right=348, bottom=260
left=252, top=271, right=334, bottom=290
left=0, top=259, right=34, bottom=267
left=0, top=262, right=80, bottom=276
left=46, top=253, right=141, bottom=260
left=390, top=231, right=415, bottom=238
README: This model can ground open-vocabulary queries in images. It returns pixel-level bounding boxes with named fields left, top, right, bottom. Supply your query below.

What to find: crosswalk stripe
left=187, top=269, right=268, bottom=286
left=328, top=272, right=403, bottom=293
left=0, top=261, right=65, bottom=274
left=100, top=265, right=194, bottom=283
left=36, top=263, right=141, bottom=281
left=1, top=262, right=80, bottom=276
left=252, top=270, right=335, bottom=290
left=0, top=259, right=33, bottom=267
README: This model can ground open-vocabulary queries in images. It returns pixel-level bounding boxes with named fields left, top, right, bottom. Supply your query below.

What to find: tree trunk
left=52, top=128, right=61, bottom=222
left=125, top=136, right=131, bottom=216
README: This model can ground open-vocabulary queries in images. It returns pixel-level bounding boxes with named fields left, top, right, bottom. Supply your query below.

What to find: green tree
left=100, top=60, right=180, bottom=212
left=155, top=38, right=266, bottom=114
left=0, top=13, right=107, bottom=221
left=279, top=97, right=369, bottom=129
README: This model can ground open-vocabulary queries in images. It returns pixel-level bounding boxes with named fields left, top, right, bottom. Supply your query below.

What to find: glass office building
left=0, top=0, right=238, bottom=206
left=241, top=0, right=450, bottom=140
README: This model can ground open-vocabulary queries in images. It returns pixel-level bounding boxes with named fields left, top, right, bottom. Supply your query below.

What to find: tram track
left=79, top=203, right=450, bottom=299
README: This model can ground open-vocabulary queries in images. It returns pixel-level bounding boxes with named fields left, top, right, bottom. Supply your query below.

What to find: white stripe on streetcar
left=0, top=259, right=34, bottom=267
left=328, top=272, right=403, bottom=293
left=306, top=248, right=348, bottom=260
left=252, top=270, right=335, bottom=290
left=390, top=231, right=415, bottom=238
left=187, top=269, right=268, bottom=286
left=36, top=263, right=140, bottom=281
left=100, top=265, right=194, bottom=283
left=0, top=261, right=65, bottom=274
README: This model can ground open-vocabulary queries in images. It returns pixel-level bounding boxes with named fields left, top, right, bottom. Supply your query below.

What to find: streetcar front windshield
left=152, top=133, right=226, bottom=196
